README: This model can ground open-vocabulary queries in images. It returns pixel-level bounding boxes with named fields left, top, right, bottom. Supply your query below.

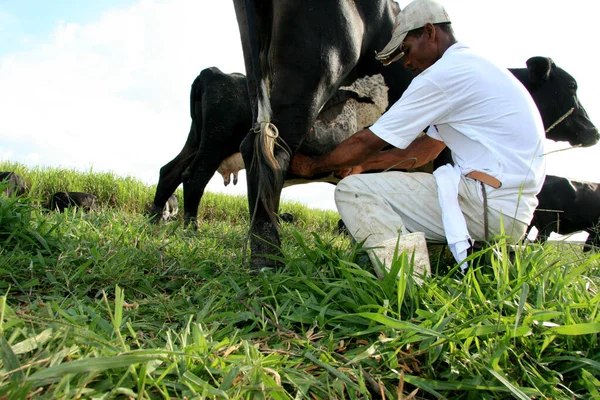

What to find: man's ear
left=526, top=56, right=553, bottom=84
left=424, top=23, right=436, bottom=40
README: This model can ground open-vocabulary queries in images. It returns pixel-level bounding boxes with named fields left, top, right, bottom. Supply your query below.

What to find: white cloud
left=0, top=0, right=244, bottom=185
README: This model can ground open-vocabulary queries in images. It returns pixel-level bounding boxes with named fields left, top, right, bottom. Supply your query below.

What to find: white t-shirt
left=370, top=42, right=546, bottom=223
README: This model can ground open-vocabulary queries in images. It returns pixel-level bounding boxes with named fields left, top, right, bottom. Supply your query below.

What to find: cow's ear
left=526, top=56, right=552, bottom=84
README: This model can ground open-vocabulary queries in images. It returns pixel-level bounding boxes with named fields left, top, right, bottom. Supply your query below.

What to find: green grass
left=0, top=162, right=599, bottom=399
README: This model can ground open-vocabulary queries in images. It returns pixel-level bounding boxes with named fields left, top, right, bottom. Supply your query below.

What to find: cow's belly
left=299, top=74, right=388, bottom=157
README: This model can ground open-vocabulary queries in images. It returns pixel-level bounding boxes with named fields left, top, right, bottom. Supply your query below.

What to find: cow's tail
left=244, top=0, right=290, bottom=218
left=250, top=82, right=291, bottom=217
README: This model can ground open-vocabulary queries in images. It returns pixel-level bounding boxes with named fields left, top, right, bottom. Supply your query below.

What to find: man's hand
left=290, top=153, right=316, bottom=177
left=335, top=164, right=365, bottom=178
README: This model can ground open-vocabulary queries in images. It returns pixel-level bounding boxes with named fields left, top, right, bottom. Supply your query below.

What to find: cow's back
left=193, top=67, right=252, bottom=148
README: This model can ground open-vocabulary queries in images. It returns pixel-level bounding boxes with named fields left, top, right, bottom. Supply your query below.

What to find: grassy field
left=1, top=161, right=599, bottom=399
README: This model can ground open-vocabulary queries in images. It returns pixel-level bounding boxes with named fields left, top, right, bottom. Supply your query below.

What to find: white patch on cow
left=257, top=80, right=272, bottom=123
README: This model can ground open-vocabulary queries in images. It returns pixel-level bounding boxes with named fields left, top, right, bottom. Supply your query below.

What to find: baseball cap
left=376, top=0, right=451, bottom=65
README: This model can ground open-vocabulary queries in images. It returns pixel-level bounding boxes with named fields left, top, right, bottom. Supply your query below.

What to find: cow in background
left=233, top=0, right=414, bottom=269
left=512, top=57, right=598, bottom=147
left=149, top=68, right=251, bottom=225
left=529, top=175, right=600, bottom=251
left=162, top=194, right=179, bottom=220
left=0, top=172, right=28, bottom=197
left=46, top=192, right=97, bottom=213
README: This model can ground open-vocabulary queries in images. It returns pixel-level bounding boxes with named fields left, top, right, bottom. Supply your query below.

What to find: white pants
left=334, top=171, right=528, bottom=248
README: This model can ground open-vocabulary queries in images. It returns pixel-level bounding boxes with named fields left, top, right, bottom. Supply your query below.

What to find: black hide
left=530, top=175, right=600, bottom=251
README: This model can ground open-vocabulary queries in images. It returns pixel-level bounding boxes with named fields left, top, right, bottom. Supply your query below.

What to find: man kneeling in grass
left=290, top=0, right=545, bottom=282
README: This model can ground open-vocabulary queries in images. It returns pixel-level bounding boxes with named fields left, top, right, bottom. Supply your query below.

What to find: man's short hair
left=406, top=22, right=453, bottom=39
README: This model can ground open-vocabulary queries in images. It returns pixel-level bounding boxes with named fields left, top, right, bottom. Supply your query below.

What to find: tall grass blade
left=548, top=323, right=600, bottom=335
left=0, top=333, right=24, bottom=383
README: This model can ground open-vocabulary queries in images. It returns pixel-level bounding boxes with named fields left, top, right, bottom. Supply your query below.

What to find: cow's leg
left=241, top=132, right=281, bottom=269
left=182, top=147, right=230, bottom=229
left=150, top=127, right=198, bottom=223
left=240, top=2, right=368, bottom=269
left=242, top=128, right=309, bottom=269
left=243, top=102, right=331, bottom=270
left=243, top=101, right=357, bottom=269
left=151, top=152, right=195, bottom=222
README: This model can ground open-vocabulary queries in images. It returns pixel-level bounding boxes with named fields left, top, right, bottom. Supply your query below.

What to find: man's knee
left=334, top=175, right=366, bottom=204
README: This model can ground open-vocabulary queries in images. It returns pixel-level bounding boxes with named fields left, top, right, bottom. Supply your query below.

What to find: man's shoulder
left=442, top=43, right=490, bottom=67
left=423, top=46, right=476, bottom=83
left=435, top=43, right=510, bottom=82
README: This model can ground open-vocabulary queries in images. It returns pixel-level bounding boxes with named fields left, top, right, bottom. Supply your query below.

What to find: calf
left=46, top=192, right=97, bottom=213
left=277, top=212, right=295, bottom=223
left=0, top=171, right=28, bottom=197
left=530, top=175, right=600, bottom=251
left=149, top=67, right=251, bottom=225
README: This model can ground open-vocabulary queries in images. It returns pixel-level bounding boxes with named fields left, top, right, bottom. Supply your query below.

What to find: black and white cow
left=163, top=194, right=179, bottom=221
left=0, top=172, right=28, bottom=197
left=234, top=0, right=415, bottom=269
left=46, top=192, right=97, bottom=213
left=530, top=175, right=600, bottom=251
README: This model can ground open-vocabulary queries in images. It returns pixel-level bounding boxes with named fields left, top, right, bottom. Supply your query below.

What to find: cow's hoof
left=148, top=204, right=164, bottom=224
left=149, top=211, right=165, bottom=224
left=250, top=256, right=283, bottom=273
left=183, top=217, right=199, bottom=230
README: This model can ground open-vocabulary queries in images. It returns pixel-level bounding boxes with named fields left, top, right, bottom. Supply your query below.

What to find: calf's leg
left=150, top=127, right=198, bottom=223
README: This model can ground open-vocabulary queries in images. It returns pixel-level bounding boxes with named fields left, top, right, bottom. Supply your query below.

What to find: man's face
left=401, top=26, right=438, bottom=75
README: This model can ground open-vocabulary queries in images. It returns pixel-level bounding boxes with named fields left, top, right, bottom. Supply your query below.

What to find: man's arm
left=345, top=135, right=446, bottom=174
left=290, top=128, right=389, bottom=177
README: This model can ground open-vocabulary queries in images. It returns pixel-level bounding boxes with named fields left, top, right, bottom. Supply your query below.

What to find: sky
left=1, top=0, right=599, bottom=214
